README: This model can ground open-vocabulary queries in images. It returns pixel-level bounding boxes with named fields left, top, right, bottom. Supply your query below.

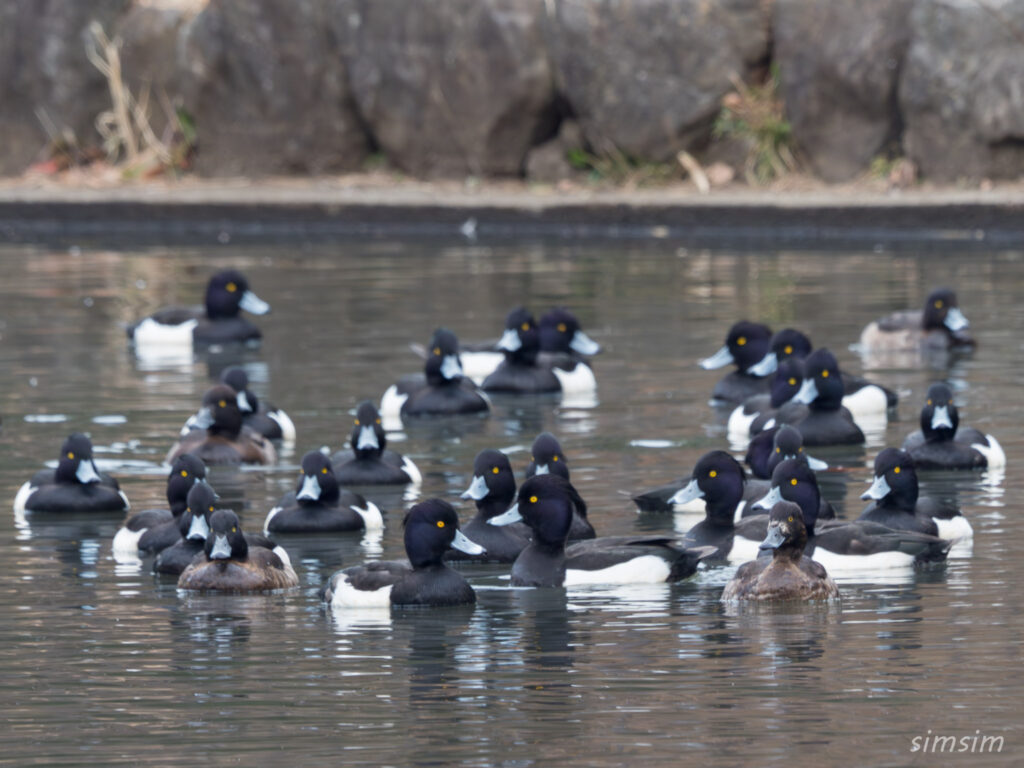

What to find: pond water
left=1, top=238, right=1021, bottom=765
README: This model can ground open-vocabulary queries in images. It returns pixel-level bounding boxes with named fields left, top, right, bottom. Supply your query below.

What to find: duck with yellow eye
left=785, top=348, right=865, bottom=447
left=127, top=269, right=271, bottom=352
left=535, top=307, right=601, bottom=395
left=727, top=357, right=807, bottom=441
left=858, top=287, right=975, bottom=368
left=380, top=328, right=490, bottom=421
left=166, top=384, right=277, bottom=466
left=524, top=432, right=571, bottom=481
left=721, top=501, right=840, bottom=602
left=859, top=448, right=972, bottom=541
left=901, top=382, right=1005, bottom=471
left=331, top=401, right=421, bottom=486
left=178, top=509, right=298, bottom=592
left=699, top=321, right=774, bottom=405
left=489, top=475, right=713, bottom=587
left=481, top=307, right=562, bottom=394
left=752, top=458, right=951, bottom=572
left=322, top=499, right=484, bottom=608
left=113, top=453, right=208, bottom=559
left=263, top=451, right=383, bottom=534
left=14, top=432, right=130, bottom=515
left=450, top=449, right=530, bottom=563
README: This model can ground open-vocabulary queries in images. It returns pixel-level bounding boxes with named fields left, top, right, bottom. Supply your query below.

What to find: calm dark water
left=1, top=240, right=1021, bottom=765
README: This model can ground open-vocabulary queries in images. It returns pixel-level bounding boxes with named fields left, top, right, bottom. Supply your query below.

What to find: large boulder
left=179, top=0, right=369, bottom=176
left=544, top=0, right=770, bottom=162
left=774, top=0, right=913, bottom=182
left=900, top=0, right=1024, bottom=181
left=0, top=0, right=130, bottom=174
left=336, top=0, right=555, bottom=177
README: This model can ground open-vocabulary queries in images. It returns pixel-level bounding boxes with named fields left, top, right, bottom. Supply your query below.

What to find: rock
left=774, top=0, right=913, bottom=182
left=706, top=162, right=736, bottom=187
left=179, top=0, right=369, bottom=176
left=337, top=0, right=556, bottom=177
left=900, top=0, right=1024, bottom=182
left=0, top=0, right=130, bottom=174
left=544, top=0, right=770, bottom=162
left=527, top=140, right=573, bottom=184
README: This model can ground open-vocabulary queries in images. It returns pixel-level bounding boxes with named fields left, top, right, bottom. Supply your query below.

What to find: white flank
left=732, top=500, right=747, bottom=525
left=401, top=456, right=422, bottom=484
left=812, top=548, right=916, bottom=572
left=331, top=575, right=393, bottom=609
left=379, top=385, right=408, bottom=421
left=118, top=491, right=131, bottom=510
left=842, top=385, right=889, bottom=420
left=552, top=363, right=597, bottom=395
left=112, top=525, right=145, bottom=557
left=353, top=502, right=384, bottom=532
left=13, top=482, right=35, bottom=514
left=728, top=535, right=763, bottom=564
left=973, top=434, right=1006, bottom=470
left=726, top=405, right=757, bottom=441
left=565, top=555, right=671, bottom=586
left=268, top=410, right=297, bottom=442
left=263, top=506, right=283, bottom=533
left=934, top=515, right=973, bottom=540
left=132, top=317, right=198, bottom=348
left=272, top=545, right=292, bottom=568
left=460, top=350, right=504, bottom=384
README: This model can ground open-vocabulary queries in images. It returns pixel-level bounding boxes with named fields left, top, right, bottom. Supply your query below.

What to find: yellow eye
left=775, top=447, right=780, bottom=453
left=788, top=378, right=796, bottom=386
left=226, top=282, right=237, bottom=293
left=709, top=470, right=717, bottom=478
left=433, top=347, right=441, bottom=356
left=948, top=399, right=953, bottom=405
left=894, top=466, right=901, bottom=474
left=934, top=300, right=943, bottom=309
left=67, top=452, right=75, bottom=460
left=180, top=470, right=188, bottom=477
left=821, top=370, right=829, bottom=378
left=354, top=419, right=360, bottom=426
left=492, top=466, right=499, bottom=474
left=557, top=323, right=567, bottom=333
left=529, top=495, right=538, bottom=503
left=784, top=345, right=793, bottom=355
left=797, top=446, right=803, bottom=453
left=321, top=467, right=328, bottom=474
left=436, top=520, right=445, bottom=528
left=209, top=506, right=215, bottom=512
left=231, top=526, right=237, bottom=532
left=218, top=399, right=227, bottom=408
left=927, top=399, right=932, bottom=405
left=552, top=455, right=559, bottom=462
left=375, top=418, right=381, bottom=425
left=737, top=336, right=746, bottom=346
left=521, top=322, right=529, bottom=331
left=790, top=478, right=798, bottom=486
left=787, top=516, right=794, bottom=523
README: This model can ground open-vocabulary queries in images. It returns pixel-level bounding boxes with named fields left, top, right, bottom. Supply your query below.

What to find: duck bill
left=792, top=378, right=819, bottom=405
left=488, top=504, right=522, bottom=526
left=76, top=460, right=102, bottom=484
left=440, top=354, right=463, bottom=380
left=498, top=328, right=522, bottom=352
left=944, top=306, right=968, bottom=332
left=209, top=534, right=232, bottom=560
left=191, top=406, right=215, bottom=430
left=460, top=475, right=489, bottom=501
left=759, top=525, right=786, bottom=551
left=238, top=290, right=271, bottom=315
left=356, top=425, right=379, bottom=451
left=187, top=514, right=210, bottom=541
left=699, top=345, right=734, bottom=370
left=931, top=405, right=954, bottom=430
left=235, top=390, right=254, bottom=413
left=297, top=474, right=321, bottom=501
left=806, top=455, right=829, bottom=471
left=451, top=529, right=485, bottom=555
left=753, top=485, right=783, bottom=510
left=569, top=329, right=601, bottom=356
left=748, top=351, right=778, bottom=377
left=668, top=477, right=704, bottom=506
left=861, top=475, right=891, bottom=501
